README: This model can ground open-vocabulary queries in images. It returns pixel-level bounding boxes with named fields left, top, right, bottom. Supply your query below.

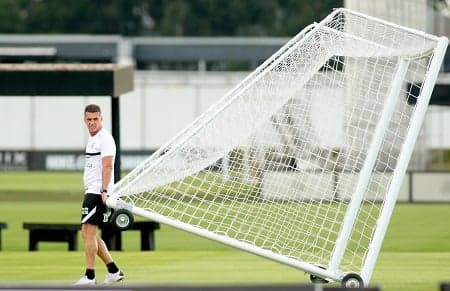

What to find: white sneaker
left=74, top=276, right=96, bottom=286
left=103, top=270, right=124, bottom=284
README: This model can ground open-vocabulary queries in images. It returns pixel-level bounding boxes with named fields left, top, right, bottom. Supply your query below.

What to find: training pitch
left=0, top=172, right=450, bottom=290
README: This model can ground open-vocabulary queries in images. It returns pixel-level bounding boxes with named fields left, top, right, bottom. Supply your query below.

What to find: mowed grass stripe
left=1, top=171, right=450, bottom=290
left=1, top=251, right=450, bottom=290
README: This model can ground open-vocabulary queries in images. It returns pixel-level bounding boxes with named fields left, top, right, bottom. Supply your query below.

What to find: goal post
left=108, top=8, right=448, bottom=286
left=328, top=58, right=410, bottom=276
left=359, top=35, right=449, bottom=283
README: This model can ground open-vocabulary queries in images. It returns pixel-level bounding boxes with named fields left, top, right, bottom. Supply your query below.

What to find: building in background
left=0, top=0, right=449, bottom=172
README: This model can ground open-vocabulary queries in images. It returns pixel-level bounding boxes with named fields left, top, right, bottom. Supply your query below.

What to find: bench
left=23, top=223, right=80, bottom=251
left=0, top=222, right=7, bottom=251
left=101, top=221, right=160, bottom=251
left=22, top=221, right=160, bottom=251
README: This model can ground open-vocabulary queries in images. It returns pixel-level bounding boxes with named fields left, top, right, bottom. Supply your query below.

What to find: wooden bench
left=0, top=222, right=7, bottom=251
left=23, top=221, right=160, bottom=251
left=101, top=221, right=160, bottom=251
left=23, top=223, right=80, bottom=251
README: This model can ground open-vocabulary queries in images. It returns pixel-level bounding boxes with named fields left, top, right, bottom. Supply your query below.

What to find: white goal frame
left=108, top=8, right=448, bottom=286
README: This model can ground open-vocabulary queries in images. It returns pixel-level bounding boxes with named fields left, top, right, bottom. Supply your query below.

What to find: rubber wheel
left=110, top=209, right=134, bottom=231
left=310, top=273, right=329, bottom=284
left=341, top=273, right=363, bottom=288
left=309, top=266, right=329, bottom=284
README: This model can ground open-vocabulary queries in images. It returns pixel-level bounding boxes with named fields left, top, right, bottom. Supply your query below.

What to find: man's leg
left=96, top=235, right=124, bottom=284
left=74, top=223, right=98, bottom=285
left=96, top=236, right=113, bottom=264
left=81, top=223, right=98, bottom=269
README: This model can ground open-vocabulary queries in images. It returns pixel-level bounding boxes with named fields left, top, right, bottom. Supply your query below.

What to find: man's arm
left=101, top=155, right=114, bottom=204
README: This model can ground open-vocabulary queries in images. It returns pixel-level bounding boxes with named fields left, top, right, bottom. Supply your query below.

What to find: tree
left=0, top=0, right=343, bottom=36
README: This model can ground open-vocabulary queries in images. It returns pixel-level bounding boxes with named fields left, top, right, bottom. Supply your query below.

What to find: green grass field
left=1, top=171, right=450, bottom=290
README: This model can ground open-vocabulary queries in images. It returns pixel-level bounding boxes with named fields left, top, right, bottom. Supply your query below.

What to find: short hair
left=84, top=104, right=101, bottom=114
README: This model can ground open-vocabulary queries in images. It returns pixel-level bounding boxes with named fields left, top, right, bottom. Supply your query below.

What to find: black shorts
left=81, top=193, right=109, bottom=225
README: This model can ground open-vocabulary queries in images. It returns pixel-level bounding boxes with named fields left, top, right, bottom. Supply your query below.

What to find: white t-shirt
left=83, top=128, right=116, bottom=195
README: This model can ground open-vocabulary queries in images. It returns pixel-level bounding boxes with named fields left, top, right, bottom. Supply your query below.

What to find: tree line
left=0, top=0, right=341, bottom=36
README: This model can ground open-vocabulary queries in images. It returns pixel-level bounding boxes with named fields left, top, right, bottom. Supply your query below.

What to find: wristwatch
left=101, top=188, right=108, bottom=194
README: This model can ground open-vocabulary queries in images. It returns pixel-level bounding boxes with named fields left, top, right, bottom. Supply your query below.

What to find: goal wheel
left=309, top=273, right=328, bottom=284
left=341, top=273, right=363, bottom=288
left=110, top=209, right=134, bottom=231
left=309, top=266, right=329, bottom=284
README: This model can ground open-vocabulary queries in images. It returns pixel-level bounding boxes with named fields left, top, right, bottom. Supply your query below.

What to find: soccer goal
left=108, top=8, right=448, bottom=287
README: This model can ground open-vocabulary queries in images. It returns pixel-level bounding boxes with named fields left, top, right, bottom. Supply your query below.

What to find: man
left=75, top=104, right=124, bottom=285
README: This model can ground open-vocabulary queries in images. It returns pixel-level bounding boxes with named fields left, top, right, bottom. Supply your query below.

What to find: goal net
left=109, top=8, right=448, bottom=285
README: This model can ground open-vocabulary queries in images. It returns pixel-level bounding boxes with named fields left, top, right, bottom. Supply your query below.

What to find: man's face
left=84, top=111, right=103, bottom=136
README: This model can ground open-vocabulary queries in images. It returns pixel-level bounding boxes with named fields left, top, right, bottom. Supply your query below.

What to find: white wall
left=123, top=71, right=247, bottom=150
left=345, top=0, right=429, bottom=31
left=0, top=71, right=247, bottom=151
